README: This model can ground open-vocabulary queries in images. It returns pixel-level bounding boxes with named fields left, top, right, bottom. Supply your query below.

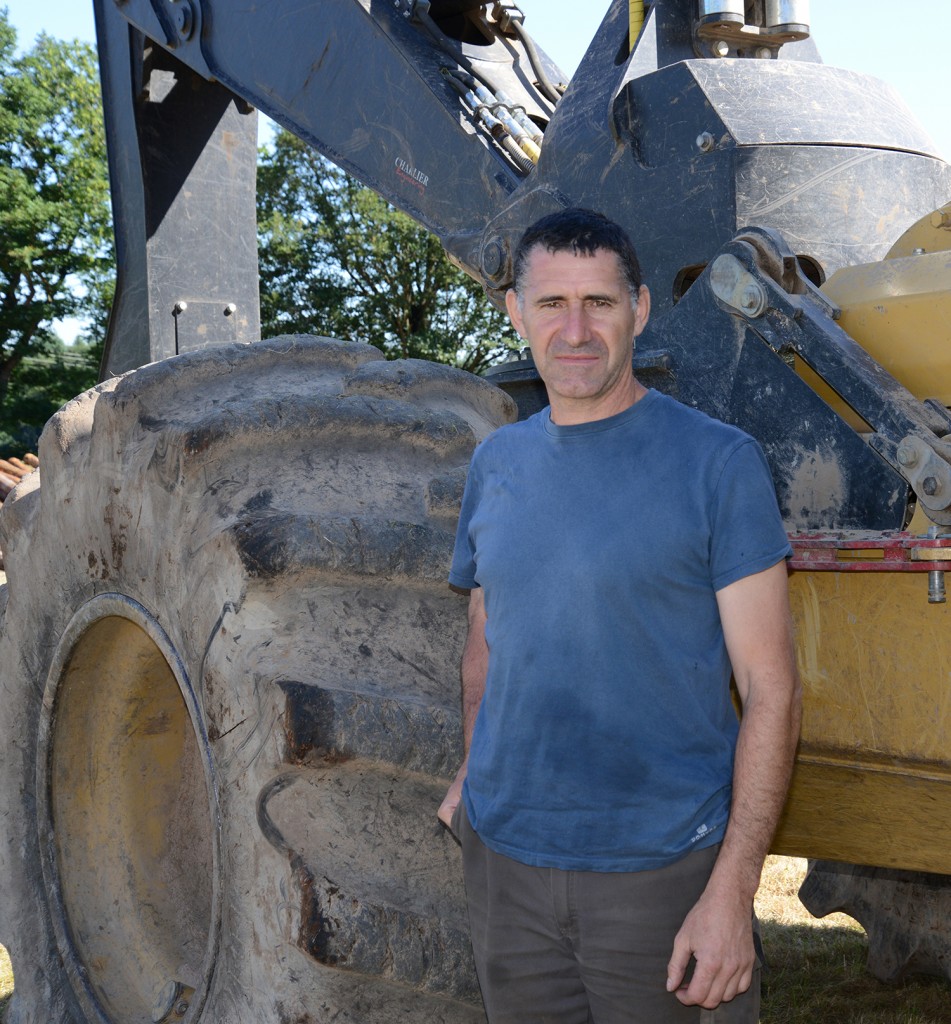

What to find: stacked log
left=0, top=454, right=39, bottom=570
left=0, top=455, right=38, bottom=503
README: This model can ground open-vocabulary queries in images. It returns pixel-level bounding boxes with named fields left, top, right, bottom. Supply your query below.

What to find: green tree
left=0, top=335, right=103, bottom=455
left=0, top=11, right=112, bottom=454
left=257, top=128, right=518, bottom=374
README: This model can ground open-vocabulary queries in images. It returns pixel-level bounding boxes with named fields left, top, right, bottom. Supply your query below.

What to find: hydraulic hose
left=450, top=70, right=541, bottom=162
left=414, top=2, right=547, bottom=169
left=495, top=88, right=544, bottom=146
left=442, top=70, right=537, bottom=173
left=510, top=17, right=563, bottom=106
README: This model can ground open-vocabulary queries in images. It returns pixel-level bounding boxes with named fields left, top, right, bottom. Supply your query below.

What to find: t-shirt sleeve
left=448, top=453, right=482, bottom=589
left=709, top=438, right=791, bottom=592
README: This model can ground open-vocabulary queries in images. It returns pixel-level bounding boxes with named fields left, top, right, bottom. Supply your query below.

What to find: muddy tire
left=0, top=336, right=513, bottom=1023
left=800, top=860, right=951, bottom=983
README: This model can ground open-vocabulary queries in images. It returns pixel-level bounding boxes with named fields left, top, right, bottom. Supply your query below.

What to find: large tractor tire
left=0, top=336, right=513, bottom=1024
left=800, top=860, right=951, bottom=983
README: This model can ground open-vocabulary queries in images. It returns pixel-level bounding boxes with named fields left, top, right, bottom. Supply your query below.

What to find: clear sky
left=5, top=0, right=949, bottom=166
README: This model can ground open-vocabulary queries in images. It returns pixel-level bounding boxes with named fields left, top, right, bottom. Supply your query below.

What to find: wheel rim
left=37, top=595, right=219, bottom=1023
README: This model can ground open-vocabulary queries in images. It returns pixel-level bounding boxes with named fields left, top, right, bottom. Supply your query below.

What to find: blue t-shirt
left=449, top=390, right=791, bottom=872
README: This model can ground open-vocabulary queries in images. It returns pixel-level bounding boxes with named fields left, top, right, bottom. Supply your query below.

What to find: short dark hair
left=511, top=208, right=643, bottom=297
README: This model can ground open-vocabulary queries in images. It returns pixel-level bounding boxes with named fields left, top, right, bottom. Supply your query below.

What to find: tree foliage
left=257, top=128, right=518, bottom=374
left=0, top=28, right=520, bottom=455
left=0, top=12, right=112, bottom=455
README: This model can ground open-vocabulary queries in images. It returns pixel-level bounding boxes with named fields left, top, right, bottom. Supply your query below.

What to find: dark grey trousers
left=455, top=803, right=761, bottom=1024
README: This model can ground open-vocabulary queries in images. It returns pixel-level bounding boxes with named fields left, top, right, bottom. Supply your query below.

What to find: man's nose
left=561, top=304, right=589, bottom=345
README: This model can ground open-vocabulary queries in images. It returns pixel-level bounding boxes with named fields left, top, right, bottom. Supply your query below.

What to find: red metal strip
left=788, top=532, right=951, bottom=572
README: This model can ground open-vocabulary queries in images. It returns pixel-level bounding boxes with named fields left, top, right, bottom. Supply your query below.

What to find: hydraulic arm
left=94, top=0, right=951, bottom=531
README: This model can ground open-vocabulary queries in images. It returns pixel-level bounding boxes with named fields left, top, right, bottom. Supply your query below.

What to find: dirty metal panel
left=582, top=61, right=951, bottom=320
left=96, top=3, right=261, bottom=377
left=167, top=300, right=245, bottom=353
left=638, top=271, right=910, bottom=532
left=788, top=569, right=951, bottom=765
left=741, top=353, right=904, bottom=531
left=688, top=60, right=944, bottom=157
left=728, top=330, right=909, bottom=531
left=735, top=146, right=951, bottom=278
left=774, top=566, right=951, bottom=874
left=775, top=759, right=951, bottom=874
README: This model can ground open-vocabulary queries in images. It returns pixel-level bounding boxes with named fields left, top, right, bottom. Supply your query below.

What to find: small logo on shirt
left=690, top=822, right=712, bottom=844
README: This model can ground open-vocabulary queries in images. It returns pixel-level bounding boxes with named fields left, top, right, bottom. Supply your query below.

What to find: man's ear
left=505, top=289, right=525, bottom=338
left=633, top=285, right=651, bottom=337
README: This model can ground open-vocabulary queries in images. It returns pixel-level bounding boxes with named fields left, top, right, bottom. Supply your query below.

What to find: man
left=438, top=208, right=801, bottom=1023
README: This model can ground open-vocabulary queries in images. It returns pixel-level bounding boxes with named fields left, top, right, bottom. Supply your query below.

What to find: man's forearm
left=460, top=642, right=486, bottom=757
left=459, top=586, right=488, bottom=752
left=707, top=681, right=801, bottom=904
left=710, top=560, right=802, bottom=901
left=437, top=588, right=488, bottom=827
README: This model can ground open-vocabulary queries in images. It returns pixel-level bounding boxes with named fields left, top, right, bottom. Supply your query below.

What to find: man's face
left=505, top=246, right=650, bottom=423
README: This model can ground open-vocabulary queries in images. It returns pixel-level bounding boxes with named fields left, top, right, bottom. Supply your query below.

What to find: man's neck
left=548, top=376, right=648, bottom=426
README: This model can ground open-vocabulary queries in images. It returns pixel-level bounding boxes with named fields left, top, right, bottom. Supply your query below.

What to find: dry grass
left=756, top=854, right=860, bottom=930
left=0, top=942, right=11, bottom=1017
left=2, top=858, right=949, bottom=1021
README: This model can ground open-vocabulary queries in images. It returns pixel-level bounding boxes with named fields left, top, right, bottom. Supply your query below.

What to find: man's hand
left=438, top=760, right=467, bottom=828
left=666, top=886, right=755, bottom=1008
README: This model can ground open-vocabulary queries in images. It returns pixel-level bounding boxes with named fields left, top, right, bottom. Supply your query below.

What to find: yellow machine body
left=775, top=565, right=951, bottom=874
left=776, top=202, right=951, bottom=873
left=797, top=202, right=951, bottom=429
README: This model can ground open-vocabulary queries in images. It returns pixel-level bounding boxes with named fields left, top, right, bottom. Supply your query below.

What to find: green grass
left=2, top=858, right=950, bottom=1021
left=760, top=921, right=951, bottom=1023
left=757, top=857, right=951, bottom=1024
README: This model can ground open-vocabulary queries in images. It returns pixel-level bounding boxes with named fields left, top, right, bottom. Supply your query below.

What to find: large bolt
left=152, top=982, right=179, bottom=1023
left=931, top=208, right=951, bottom=230
left=696, top=131, right=715, bottom=153
left=171, top=0, right=194, bottom=40
left=480, top=238, right=508, bottom=281
left=151, top=981, right=195, bottom=1023
left=923, top=476, right=940, bottom=496
left=897, top=441, right=919, bottom=468
left=173, top=301, right=188, bottom=316
left=739, top=284, right=765, bottom=316
left=713, top=39, right=730, bottom=57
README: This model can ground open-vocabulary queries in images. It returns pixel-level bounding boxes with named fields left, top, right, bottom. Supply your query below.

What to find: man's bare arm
left=437, top=587, right=488, bottom=827
left=667, top=559, right=802, bottom=1008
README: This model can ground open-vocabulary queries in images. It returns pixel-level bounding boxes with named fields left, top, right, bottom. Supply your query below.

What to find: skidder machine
left=1, top=1, right=950, bottom=1021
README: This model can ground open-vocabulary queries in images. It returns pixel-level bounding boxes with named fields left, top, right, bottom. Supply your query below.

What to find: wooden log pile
left=0, top=454, right=39, bottom=570
left=0, top=454, right=38, bottom=503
